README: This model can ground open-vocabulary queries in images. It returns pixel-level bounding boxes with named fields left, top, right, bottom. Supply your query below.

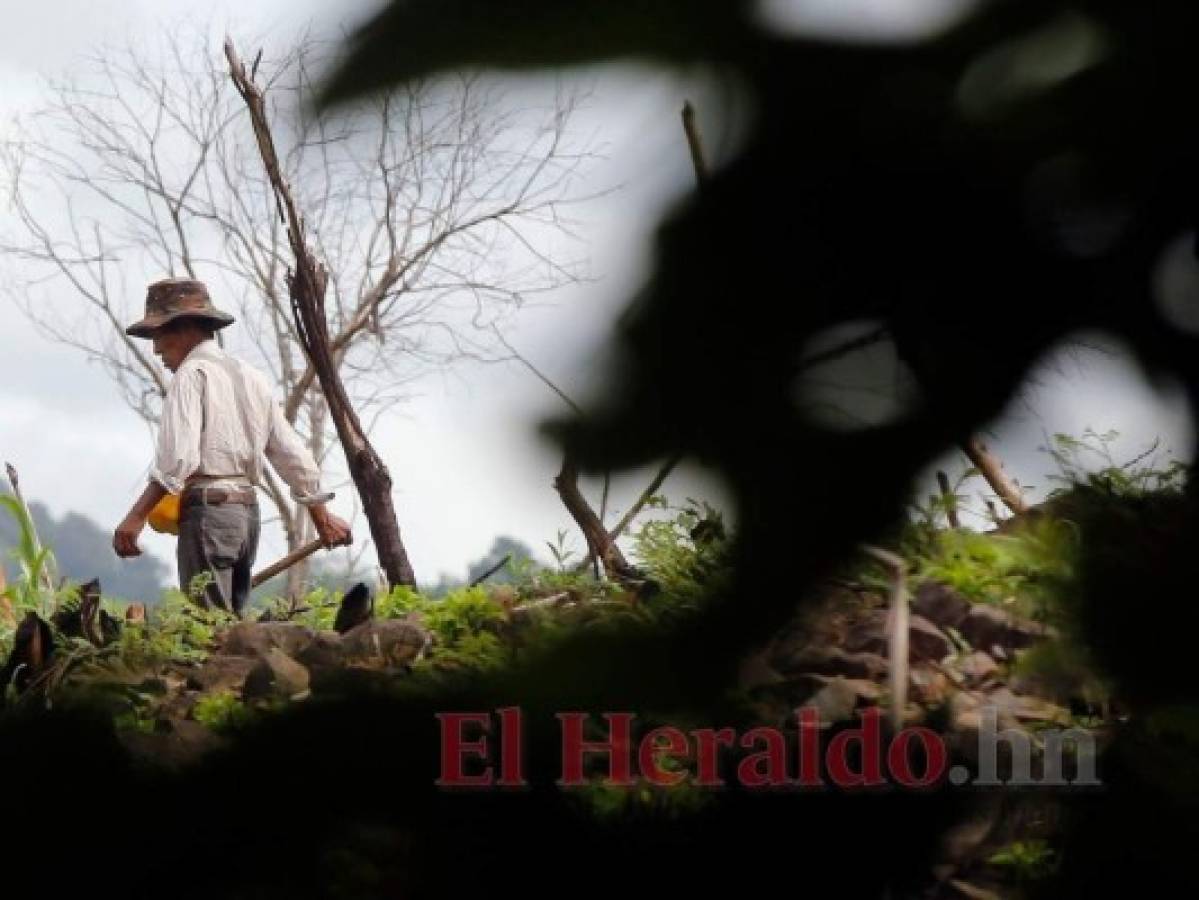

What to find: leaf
left=0, top=495, right=41, bottom=572
left=317, top=0, right=754, bottom=107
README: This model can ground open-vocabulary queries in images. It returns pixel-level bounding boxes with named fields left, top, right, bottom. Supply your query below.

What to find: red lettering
left=796, top=707, right=822, bottom=787
left=497, top=706, right=526, bottom=786
left=640, top=726, right=690, bottom=786
left=737, top=726, right=789, bottom=787
left=693, top=728, right=736, bottom=787
left=435, top=712, right=493, bottom=787
left=827, top=707, right=885, bottom=789
left=558, top=712, right=635, bottom=786
left=888, top=726, right=948, bottom=788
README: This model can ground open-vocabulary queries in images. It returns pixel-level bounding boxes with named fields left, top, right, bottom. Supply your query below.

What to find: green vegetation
left=569, top=773, right=715, bottom=822
left=987, top=839, right=1058, bottom=882
left=906, top=517, right=1076, bottom=622
left=0, top=433, right=1189, bottom=847
left=112, top=590, right=234, bottom=671
left=0, top=496, right=169, bottom=601
left=192, top=690, right=252, bottom=733
left=1042, top=428, right=1187, bottom=498
left=902, top=430, right=1187, bottom=617
left=0, top=493, right=57, bottom=619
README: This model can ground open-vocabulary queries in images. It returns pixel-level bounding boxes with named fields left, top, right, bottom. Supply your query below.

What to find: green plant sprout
left=0, top=493, right=57, bottom=619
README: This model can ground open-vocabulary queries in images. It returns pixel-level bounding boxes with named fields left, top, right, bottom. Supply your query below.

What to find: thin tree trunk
left=557, top=103, right=713, bottom=576
left=226, top=40, right=416, bottom=589
left=286, top=390, right=328, bottom=597
left=554, top=455, right=636, bottom=581
left=285, top=507, right=311, bottom=599
left=961, top=436, right=1028, bottom=515
left=574, top=453, right=682, bottom=574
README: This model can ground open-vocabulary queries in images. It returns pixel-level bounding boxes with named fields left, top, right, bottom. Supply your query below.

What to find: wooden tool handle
left=251, top=538, right=325, bottom=589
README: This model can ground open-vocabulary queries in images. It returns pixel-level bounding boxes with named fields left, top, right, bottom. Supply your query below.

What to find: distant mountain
left=421, top=535, right=540, bottom=596
left=0, top=495, right=170, bottom=603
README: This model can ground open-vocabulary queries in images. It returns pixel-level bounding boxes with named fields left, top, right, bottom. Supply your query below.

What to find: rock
left=185, top=655, right=259, bottom=692
left=844, top=613, right=952, bottom=663
left=119, top=718, right=227, bottom=768
left=242, top=648, right=311, bottom=700
left=844, top=611, right=889, bottom=655
left=737, top=651, right=786, bottom=691
left=219, top=621, right=316, bottom=658
left=957, top=605, right=1011, bottom=655
left=984, top=687, right=1071, bottom=725
left=909, top=615, right=953, bottom=662
left=768, top=673, right=835, bottom=708
left=909, top=664, right=951, bottom=706
left=944, top=879, right=1004, bottom=900
left=805, top=678, right=861, bottom=727
left=842, top=678, right=882, bottom=702
left=956, top=651, right=1000, bottom=687
left=957, top=605, right=1046, bottom=656
left=770, top=645, right=889, bottom=681
left=949, top=695, right=978, bottom=733
left=946, top=692, right=1027, bottom=767
left=912, top=581, right=972, bottom=629
left=295, top=630, right=346, bottom=671
left=341, top=619, right=432, bottom=668
left=801, top=676, right=882, bottom=727
left=157, top=689, right=202, bottom=722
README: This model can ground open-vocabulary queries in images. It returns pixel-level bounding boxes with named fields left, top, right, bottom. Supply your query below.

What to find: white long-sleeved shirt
left=150, top=340, right=332, bottom=506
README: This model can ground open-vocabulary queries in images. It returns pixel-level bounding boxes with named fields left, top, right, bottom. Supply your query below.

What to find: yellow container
left=147, top=493, right=181, bottom=536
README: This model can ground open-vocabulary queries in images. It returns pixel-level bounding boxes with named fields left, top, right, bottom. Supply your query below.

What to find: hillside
left=3, top=487, right=1188, bottom=897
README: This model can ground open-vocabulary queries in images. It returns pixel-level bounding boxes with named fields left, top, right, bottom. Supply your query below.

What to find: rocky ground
left=2, top=533, right=1103, bottom=899
left=740, top=577, right=1102, bottom=899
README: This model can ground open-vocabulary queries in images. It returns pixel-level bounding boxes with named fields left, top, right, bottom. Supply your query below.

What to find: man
left=113, top=277, right=351, bottom=616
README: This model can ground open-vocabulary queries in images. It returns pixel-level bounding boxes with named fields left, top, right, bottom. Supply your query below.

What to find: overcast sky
left=1, top=0, right=1193, bottom=591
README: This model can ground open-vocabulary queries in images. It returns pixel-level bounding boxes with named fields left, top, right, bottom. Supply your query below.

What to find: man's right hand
left=113, top=513, right=146, bottom=558
left=114, top=481, right=168, bottom=558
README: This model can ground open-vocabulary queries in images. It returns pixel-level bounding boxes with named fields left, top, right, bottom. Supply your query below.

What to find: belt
left=181, top=486, right=258, bottom=509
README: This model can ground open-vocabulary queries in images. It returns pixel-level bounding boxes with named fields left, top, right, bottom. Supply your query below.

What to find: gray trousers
left=177, top=502, right=260, bottom=616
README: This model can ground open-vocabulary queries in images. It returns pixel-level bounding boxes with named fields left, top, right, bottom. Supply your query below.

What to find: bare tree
left=0, top=28, right=599, bottom=595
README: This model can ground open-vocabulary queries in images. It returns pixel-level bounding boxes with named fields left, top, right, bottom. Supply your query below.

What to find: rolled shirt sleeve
left=264, top=399, right=334, bottom=507
left=149, top=367, right=205, bottom=494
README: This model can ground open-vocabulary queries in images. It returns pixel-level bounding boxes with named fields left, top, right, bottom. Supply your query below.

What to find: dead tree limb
left=554, top=456, right=637, bottom=580
left=961, top=436, right=1028, bottom=515
left=575, top=452, right=684, bottom=574
left=564, top=101, right=717, bottom=569
left=226, top=39, right=416, bottom=588
left=860, top=545, right=908, bottom=732
left=554, top=102, right=715, bottom=575
left=469, top=554, right=512, bottom=588
left=491, top=327, right=639, bottom=582
left=681, top=101, right=709, bottom=188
